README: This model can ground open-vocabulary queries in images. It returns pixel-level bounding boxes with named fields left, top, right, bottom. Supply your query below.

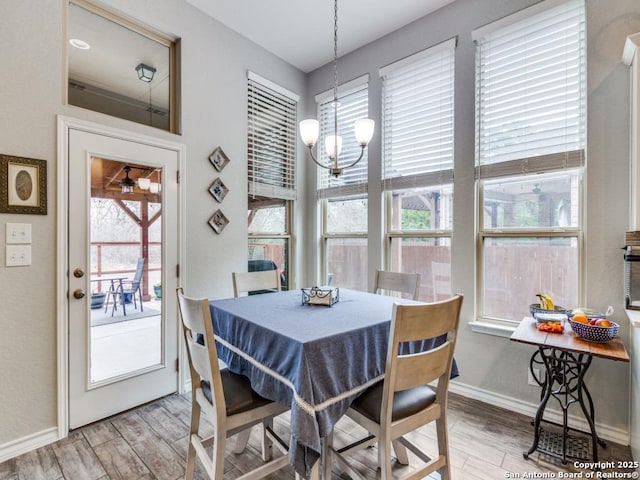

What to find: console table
left=510, top=317, right=629, bottom=464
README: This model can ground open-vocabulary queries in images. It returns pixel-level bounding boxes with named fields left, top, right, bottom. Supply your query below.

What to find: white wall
left=0, top=0, right=306, bottom=448
left=306, top=0, right=639, bottom=440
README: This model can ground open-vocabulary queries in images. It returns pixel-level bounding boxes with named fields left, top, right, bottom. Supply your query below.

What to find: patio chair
left=176, top=288, right=290, bottom=480
left=114, top=258, right=145, bottom=316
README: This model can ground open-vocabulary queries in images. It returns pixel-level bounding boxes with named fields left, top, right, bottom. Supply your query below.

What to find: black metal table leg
left=524, top=347, right=599, bottom=463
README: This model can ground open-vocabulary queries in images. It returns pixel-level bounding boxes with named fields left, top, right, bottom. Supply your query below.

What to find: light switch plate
left=6, top=245, right=31, bottom=266
left=6, top=223, right=32, bottom=244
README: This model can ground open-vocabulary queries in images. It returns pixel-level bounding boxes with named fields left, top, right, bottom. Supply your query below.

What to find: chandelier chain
left=333, top=0, right=339, bottom=159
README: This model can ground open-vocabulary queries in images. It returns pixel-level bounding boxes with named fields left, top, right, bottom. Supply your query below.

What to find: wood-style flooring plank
left=51, top=437, right=107, bottom=480
left=0, top=391, right=634, bottom=480
left=92, top=437, right=152, bottom=480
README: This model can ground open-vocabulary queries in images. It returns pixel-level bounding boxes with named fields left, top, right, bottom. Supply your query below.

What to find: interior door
left=68, top=127, right=179, bottom=429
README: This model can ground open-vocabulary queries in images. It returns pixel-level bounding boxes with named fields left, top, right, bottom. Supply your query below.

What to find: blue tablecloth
left=209, top=289, right=457, bottom=477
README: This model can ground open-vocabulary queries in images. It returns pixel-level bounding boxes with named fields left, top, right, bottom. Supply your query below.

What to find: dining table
left=209, top=288, right=457, bottom=478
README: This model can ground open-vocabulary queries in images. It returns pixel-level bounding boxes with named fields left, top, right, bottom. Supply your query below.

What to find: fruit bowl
left=568, top=318, right=619, bottom=343
left=529, top=303, right=566, bottom=317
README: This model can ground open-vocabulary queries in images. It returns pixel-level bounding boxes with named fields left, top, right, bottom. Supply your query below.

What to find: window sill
left=469, top=320, right=517, bottom=338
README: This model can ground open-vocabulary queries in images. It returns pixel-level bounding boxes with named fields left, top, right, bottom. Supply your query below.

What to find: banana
left=536, top=294, right=554, bottom=310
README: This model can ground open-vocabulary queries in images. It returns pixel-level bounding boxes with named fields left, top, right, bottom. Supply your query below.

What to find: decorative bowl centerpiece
left=568, top=319, right=619, bottom=343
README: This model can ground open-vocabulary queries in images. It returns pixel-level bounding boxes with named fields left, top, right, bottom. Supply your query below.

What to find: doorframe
left=56, top=115, right=187, bottom=438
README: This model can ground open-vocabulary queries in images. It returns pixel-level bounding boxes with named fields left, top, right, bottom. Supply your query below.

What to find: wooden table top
left=511, top=317, right=629, bottom=362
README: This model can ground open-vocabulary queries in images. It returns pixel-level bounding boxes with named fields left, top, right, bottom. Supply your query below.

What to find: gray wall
left=0, top=0, right=306, bottom=446
left=306, top=0, right=639, bottom=437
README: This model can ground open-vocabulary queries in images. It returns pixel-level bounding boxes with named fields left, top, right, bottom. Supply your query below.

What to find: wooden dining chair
left=232, top=269, right=281, bottom=297
left=176, top=288, right=290, bottom=480
left=373, top=269, right=421, bottom=301
left=330, top=294, right=463, bottom=480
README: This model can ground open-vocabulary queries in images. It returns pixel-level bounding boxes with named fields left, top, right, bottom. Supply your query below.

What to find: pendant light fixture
left=299, top=0, right=375, bottom=178
left=121, top=166, right=135, bottom=194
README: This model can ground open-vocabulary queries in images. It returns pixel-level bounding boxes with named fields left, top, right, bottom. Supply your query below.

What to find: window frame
left=246, top=72, right=299, bottom=290
left=473, top=0, right=586, bottom=328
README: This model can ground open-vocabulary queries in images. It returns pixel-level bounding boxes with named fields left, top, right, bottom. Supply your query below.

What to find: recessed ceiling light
left=69, top=38, right=90, bottom=50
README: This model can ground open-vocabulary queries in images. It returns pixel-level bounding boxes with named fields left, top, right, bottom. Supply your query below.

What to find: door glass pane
left=89, top=158, right=163, bottom=384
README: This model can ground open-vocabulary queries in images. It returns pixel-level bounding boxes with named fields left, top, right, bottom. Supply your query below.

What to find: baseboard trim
left=450, top=381, right=630, bottom=446
left=0, top=427, right=59, bottom=464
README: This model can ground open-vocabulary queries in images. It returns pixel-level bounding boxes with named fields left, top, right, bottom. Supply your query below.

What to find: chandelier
left=299, top=0, right=375, bottom=178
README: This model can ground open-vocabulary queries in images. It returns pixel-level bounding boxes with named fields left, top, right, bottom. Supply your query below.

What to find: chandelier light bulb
left=324, top=135, right=343, bottom=159
left=299, top=119, right=320, bottom=147
left=355, top=118, right=375, bottom=146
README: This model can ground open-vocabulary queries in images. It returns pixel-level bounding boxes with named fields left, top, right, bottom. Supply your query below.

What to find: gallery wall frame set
left=209, top=146, right=230, bottom=172
left=0, top=154, right=47, bottom=215
left=208, top=146, right=229, bottom=234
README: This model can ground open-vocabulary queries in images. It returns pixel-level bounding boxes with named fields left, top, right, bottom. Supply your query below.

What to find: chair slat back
left=385, top=295, right=463, bottom=395
left=374, top=270, right=421, bottom=300
left=132, top=258, right=145, bottom=286
left=232, top=270, right=281, bottom=297
left=176, top=288, right=224, bottom=408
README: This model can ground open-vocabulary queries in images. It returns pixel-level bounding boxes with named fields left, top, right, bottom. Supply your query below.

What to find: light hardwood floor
left=0, top=392, right=634, bottom=480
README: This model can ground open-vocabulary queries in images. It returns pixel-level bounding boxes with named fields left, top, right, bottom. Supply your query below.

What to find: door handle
left=73, top=289, right=86, bottom=299
left=73, top=268, right=85, bottom=278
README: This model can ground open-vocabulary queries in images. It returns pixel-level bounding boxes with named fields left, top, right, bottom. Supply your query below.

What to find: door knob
left=73, top=268, right=85, bottom=278
left=73, top=289, right=85, bottom=299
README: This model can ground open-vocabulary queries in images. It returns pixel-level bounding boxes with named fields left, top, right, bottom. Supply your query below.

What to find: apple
left=594, top=319, right=612, bottom=327
left=589, top=318, right=599, bottom=325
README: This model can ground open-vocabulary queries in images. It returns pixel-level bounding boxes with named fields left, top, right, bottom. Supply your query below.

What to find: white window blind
left=248, top=72, right=298, bottom=200
left=317, top=81, right=369, bottom=199
left=473, top=0, right=585, bottom=179
left=380, top=38, right=456, bottom=191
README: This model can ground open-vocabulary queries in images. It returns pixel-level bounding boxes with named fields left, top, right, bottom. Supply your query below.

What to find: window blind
left=380, top=38, right=456, bottom=191
left=248, top=72, right=299, bottom=200
left=473, top=0, right=585, bottom=179
left=317, top=82, right=369, bottom=199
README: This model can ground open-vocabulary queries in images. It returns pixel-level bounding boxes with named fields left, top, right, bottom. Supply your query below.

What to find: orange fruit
left=572, top=314, right=589, bottom=324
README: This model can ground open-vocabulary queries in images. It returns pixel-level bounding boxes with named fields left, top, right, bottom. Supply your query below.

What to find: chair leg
left=139, top=287, right=143, bottom=311
left=261, top=419, right=273, bottom=461
left=211, top=430, right=226, bottom=480
left=233, top=428, right=251, bottom=454
left=185, top=399, right=201, bottom=480
left=392, top=439, right=409, bottom=465
left=379, top=433, right=393, bottom=480
left=436, top=417, right=451, bottom=480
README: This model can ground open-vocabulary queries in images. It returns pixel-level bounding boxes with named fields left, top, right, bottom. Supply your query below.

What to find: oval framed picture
left=0, top=155, right=47, bottom=215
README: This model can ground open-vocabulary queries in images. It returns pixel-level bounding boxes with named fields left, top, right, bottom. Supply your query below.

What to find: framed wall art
left=209, top=147, right=230, bottom=172
left=0, top=154, right=47, bottom=215
left=208, top=209, right=229, bottom=234
left=208, top=177, right=228, bottom=203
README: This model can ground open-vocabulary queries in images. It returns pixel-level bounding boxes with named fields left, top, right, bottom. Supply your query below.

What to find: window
left=67, top=0, right=180, bottom=132
left=474, top=0, right=585, bottom=324
left=317, top=78, right=370, bottom=290
left=247, top=72, right=298, bottom=289
left=381, top=39, right=456, bottom=301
